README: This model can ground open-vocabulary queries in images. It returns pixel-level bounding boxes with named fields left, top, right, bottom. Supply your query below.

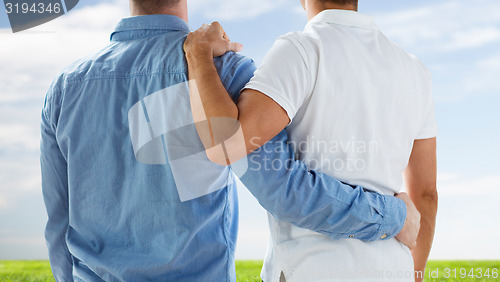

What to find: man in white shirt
left=183, top=0, right=438, bottom=281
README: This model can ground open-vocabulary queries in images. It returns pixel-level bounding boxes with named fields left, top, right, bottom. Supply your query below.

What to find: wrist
left=185, top=43, right=213, bottom=61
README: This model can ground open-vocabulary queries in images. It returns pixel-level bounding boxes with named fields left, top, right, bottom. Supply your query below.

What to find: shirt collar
left=308, top=9, right=378, bottom=31
left=110, top=14, right=190, bottom=41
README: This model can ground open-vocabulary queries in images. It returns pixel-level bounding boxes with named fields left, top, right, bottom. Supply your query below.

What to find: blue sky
left=0, top=0, right=499, bottom=260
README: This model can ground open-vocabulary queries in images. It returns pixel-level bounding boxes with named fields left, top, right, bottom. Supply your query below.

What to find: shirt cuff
left=374, top=195, right=407, bottom=241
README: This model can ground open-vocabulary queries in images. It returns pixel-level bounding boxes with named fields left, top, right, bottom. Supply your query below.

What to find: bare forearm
left=410, top=192, right=438, bottom=276
left=403, top=137, right=437, bottom=278
left=183, top=23, right=290, bottom=164
left=185, top=48, right=244, bottom=164
left=186, top=49, right=239, bottom=120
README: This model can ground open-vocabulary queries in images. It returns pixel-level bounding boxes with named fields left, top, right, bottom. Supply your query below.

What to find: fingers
left=227, top=41, right=244, bottom=53
left=211, top=21, right=231, bottom=42
left=186, top=22, right=244, bottom=56
left=212, top=22, right=232, bottom=45
left=210, top=21, right=224, bottom=37
left=222, top=31, right=230, bottom=42
left=210, top=21, right=243, bottom=54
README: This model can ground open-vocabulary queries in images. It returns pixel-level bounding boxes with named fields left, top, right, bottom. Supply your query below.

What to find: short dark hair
left=319, top=0, right=358, bottom=6
left=132, top=0, right=181, bottom=14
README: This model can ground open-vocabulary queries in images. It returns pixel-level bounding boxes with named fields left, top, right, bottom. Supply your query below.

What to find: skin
left=184, top=0, right=434, bottom=263
left=131, top=0, right=437, bottom=278
left=405, top=138, right=438, bottom=281
left=129, top=0, right=188, bottom=22
left=300, top=0, right=358, bottom=20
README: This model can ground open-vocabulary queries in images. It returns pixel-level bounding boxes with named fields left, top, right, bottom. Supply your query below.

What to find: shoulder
left=282, top=28, right=323, bottom=54
left=214, top=52, right=256, bottom=84
left=271, top=31, right=321, bottom=72
left=405, top=51, right=432, bottom=89
left=42, top=43, right=116, bottom=120
left=382, top=37, right=433, bottom=104
left=276, top=31, right=318, bottom=55
left=43, top=58, right=87, bottom=105
left=407, top=52, right=432, bottom=80
left=47, top=43, right=116, bottom=94
left=386, top=38, right=431, bottom=80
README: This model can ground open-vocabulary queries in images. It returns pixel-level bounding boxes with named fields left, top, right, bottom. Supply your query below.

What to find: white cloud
left=438, top=174, right=500, bottom=197
left=441, top=50, right=500, bottom=101
left=442, top=27, right=500, bottom=51
left=0, top=1, right=129, bottom=260
left=373, top=1, right=500, bottom=102
left=478, top=52, right=500, bottom=69
left=293, top=5, right=305, bottom=15
left=0, top=2, right=129, bottom=105
left=0, top=195, right=7, bottom=209
left=235, top=181, right=269, bottom=259
left=57, top=2, right=128, bottom=31
left=189, top=0, right=287, bottom=21
left=0, top=123, right=40, bottom=151
left=376, top=0, right=500, bottom=52
left=437, top=172, right=460, bottom=182
left=0, top=2, right=130, bottom=218
left=431, top=174, right=500, bottom=259
left=0, top=0, right=499, bottom=261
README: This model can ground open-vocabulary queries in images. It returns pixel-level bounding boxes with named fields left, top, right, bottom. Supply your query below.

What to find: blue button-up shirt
left=40, top=15, right=406, bottom=282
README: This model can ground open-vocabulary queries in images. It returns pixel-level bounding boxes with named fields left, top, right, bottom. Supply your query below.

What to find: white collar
left=308, top=9, right=378, bottom=31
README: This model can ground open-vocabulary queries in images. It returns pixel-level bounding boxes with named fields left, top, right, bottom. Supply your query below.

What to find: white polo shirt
left=244, top=9, right=438, bottom=282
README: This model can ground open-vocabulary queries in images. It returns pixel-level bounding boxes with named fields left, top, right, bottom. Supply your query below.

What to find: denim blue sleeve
left=240, top=131, right=407, bottom=241
left=217, top=53, right=406, bottom=241
left=214, top=52, right=256, bottom=101
left=40, top=90, right=73, bottom=281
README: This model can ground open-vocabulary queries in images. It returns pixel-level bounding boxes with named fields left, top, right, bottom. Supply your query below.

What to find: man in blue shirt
left=40, top=0, right=419, bottom=281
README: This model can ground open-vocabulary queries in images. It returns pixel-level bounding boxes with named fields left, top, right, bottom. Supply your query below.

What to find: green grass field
left=0, top=260, right=498, bottom=281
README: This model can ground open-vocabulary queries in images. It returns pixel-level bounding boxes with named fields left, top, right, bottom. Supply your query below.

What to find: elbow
left=204, top=126, right=249, bottom=166
left=205, top=149, right=231, bottom=166
left=425, top=188, right=438, bottom=202
left=194, top=119, right=240, bottom=166
left=412, top=187, right=438, bottom=205
left=205, top=145, right=248, bottom=166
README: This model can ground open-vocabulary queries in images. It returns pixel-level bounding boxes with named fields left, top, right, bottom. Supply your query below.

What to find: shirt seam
left=115, top=25, right=188, bottom=31
left=374, top=195, right=388, bottom=238
left=64, top=70, right=187, bottom=85
left=222, top=182, right=231, bottom=282
left=43, top=89, right=64, bottom=126
left=49, top=71, right=188, bottom=110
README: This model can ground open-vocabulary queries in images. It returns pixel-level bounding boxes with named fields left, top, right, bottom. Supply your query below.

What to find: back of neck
left=129, top=1, right=188, bottom=23
left=306, top=2, right=358, bottom=21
